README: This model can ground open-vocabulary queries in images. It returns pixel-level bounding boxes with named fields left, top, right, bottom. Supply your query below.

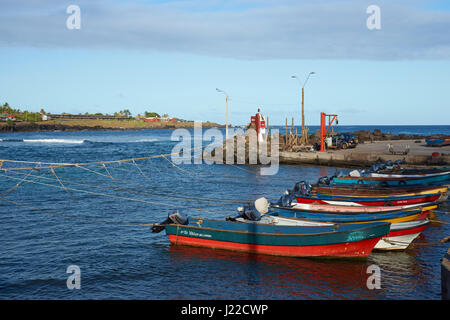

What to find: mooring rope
left=2, top=167, right=256, bottom=205
left=0, top=172, right=220, bottom=213
left=0, top=195, right=154, bottom=227
left=0, top=168, right=36, bottom=196
left=0, top=143, right=214, bottom=171
left=50, top=167, right=76, bottom=200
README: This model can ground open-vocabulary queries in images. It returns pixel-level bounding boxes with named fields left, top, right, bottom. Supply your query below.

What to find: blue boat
left=425, top=137, right=450, bottom=147
left=331, top=172, right=450, bottom=186
left=267, top=205, right=429, bottom=223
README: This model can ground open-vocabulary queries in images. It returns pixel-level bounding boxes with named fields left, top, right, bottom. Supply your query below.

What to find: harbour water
left=0, top=126, right=449, bottom=299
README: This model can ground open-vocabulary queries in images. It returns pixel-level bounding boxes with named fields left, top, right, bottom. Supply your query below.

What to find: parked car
left=332, top=133, right=358, bottom=149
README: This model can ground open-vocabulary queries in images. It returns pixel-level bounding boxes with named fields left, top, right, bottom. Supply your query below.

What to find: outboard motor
left=293, top=181, right=312, bottom=194
left=242, top=208, right=261, bottom=221
left=277, top=194, right=293, bottom=207
left=292, top=182, right=301, bottom=194
left=317, top=176, right=331, bottom=186
left=384, top=160, right=394, bottom=170
left=227, top=205, right=261, bottom=222
left=151, top=210, right=189, bottom=233
left=359, top=169, right=369, bottom=177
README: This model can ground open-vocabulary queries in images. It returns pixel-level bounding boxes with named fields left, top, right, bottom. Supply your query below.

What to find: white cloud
left=1, top=0, right=449, bottom=59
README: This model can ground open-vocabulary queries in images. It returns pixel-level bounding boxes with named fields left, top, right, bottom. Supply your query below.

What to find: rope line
left=0, top=172, right=218, bottom=213
left=0, top=196, right=154, bottom=227
left=0, top=168, right=36, bottom=196
left=2, top=166, right=256, bottom=205
left=51, top=167, right=76, bottom=200
left=0, top=143, right=216, bottom=171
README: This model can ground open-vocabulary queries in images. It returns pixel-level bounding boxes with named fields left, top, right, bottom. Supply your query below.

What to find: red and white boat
left=277, top=202, right=434, bottom=214
left=254, top=215, right=429, bottom=251
left=373, top=219, right=429, bottom=250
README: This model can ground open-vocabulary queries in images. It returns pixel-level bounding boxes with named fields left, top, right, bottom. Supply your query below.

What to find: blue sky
left=1, top=0, right=450, bottom=125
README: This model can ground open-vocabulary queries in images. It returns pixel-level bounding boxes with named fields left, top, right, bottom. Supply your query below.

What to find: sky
left=1, top=0, right=450, bottom=125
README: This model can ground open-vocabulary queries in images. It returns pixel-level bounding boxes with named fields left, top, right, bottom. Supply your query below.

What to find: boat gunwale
left=333, top=173, right=450, bottom=182
left=270, top=204, right=430, bottom=216
left=166, top=217, right=390, bottom=238
left=296, top=191, right=443, bottom=201
left=271, top=201, right=438, bottom=215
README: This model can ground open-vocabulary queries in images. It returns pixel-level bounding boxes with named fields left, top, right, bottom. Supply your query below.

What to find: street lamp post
left=292, top=72, right=315, bottom=145
left=216, top=88, right=229, bottom=140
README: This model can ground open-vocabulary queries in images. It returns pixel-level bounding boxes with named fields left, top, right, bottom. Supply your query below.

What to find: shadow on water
left=167, top=244, right=391, bottom=299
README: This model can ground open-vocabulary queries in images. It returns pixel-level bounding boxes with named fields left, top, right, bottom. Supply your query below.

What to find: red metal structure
left=250, top=108, right=266, bottom=142
left=320, top=112, right=338, bottom=152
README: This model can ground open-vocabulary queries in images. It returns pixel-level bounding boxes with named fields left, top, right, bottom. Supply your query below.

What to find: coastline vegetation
left=0, top=102, right=222, bottom=132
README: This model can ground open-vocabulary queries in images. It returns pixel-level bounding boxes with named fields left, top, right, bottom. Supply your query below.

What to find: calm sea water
left=0, top=126, right=449, bottom=300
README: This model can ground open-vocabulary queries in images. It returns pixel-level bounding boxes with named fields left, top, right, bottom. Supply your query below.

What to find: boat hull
left=249, top=215, right=429, bottom=251
left=371, top=171, right=450, bottom=179
left=374, top=219, right=429, bottom=250
left=268, top=206, right=431, bottom=224
left=275, top=202, right=432, bottom=214
left=242, top=215, right=429, bottom=251
left=310, top=185, right=447, bottom=197
left=332, top=173, right=450, bottom=186
left=425, top=137, right=450, bottom=147
left=168, top=234, right=382, bottom=258
left=164, top=219, right=390, bottom=258
left=296, top=193, right=442, bottom=207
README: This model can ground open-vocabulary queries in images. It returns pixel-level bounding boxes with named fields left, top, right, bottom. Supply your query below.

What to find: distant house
left=143, top=117, right=160, bottom=122
left=0, top=113, right=14, bottom=121
left=143, top=116, right=178, bottom=123
left=42, top=114, right=49, bottom=121
left=47, top=113, right=128, bottom=120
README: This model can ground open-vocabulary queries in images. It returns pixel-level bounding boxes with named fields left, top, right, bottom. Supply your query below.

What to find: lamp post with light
left=291, top=72, right=315, bottom=145
left=216, top=88, right=229, bottom=140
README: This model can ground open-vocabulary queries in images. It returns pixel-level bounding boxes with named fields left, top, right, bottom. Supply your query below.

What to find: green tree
left=144, top=111, right=160, bottom=118
left=120, top=109, right=132, bottom=118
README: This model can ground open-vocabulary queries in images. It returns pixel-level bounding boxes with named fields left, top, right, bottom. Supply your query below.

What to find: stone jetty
left=203, top=129, right=450, bottom=167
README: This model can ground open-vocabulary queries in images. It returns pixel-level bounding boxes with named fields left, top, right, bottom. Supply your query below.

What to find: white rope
left=0, top=172, right=218, bottom=213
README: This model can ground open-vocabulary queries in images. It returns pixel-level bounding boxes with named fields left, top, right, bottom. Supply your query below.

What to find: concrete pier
left=442, top=248, right=450, bottom=300
left=206, top=136, right=450, bottom=167
left=279, top=139, right=450, bottom=167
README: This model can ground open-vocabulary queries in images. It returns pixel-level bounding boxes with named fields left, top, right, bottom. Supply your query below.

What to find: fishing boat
left=372, top=219, right=429, bottom=250
left=259, top=215, right=430, bottom=251
left=299, top=183, right=448, bottom=197
left=151, top=211, right=390, bottom=258
left=425, top=136, right=450, bottom=147
left=254, top=198, right=429, bottom=250
left=370, top=170, right=450, bottom=179
left=289, top=181, right=447, bottom=206
left=272, top=201, right=433, bottom=214
left=254, top=214, right=427, bottom=251
left=331, top=172, right=450, bottom=186
left=268, top=204, right=432, bottom=223
left=295, top=192, right=443, bottom=206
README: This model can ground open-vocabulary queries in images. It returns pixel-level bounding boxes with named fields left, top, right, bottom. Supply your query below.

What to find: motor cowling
left=277, top=194, right=293, bottom=207
left=227, top=205, right=261, bottom=222
left=151, top=210, right=188, bottom=233
left=293, top=181, right=312, bottom=194
left=317, top=176, right=331, bottom=186
left=243, top=208, right=261, bottom=221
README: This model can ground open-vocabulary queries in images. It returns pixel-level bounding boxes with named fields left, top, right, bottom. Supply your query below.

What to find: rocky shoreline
left=305, top=128, right=437, bottom=145
left=0, top=120, right=224, bottom=132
